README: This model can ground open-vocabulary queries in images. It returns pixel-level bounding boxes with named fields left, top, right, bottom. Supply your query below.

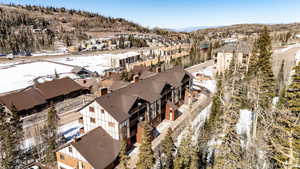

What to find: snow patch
left=236, top=109, right=252, bottom=136
left=59, top=121, right=82, bottom=141
left=274, top=43, right=300, bottom=53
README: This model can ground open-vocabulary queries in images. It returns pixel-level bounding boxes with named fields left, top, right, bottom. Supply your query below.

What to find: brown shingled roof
left=71, top=127, right=120, bottom=169
left=95, top=93, right=136, bottom=122
left=36, top=77, right=83, bottom=100
left=109, top=80, right=130, bottom=91
left=0, top=77, right=83, bottom=112
left=0, top=87, right=46, bottom=112
left=93, top=67, right=191, bottom=122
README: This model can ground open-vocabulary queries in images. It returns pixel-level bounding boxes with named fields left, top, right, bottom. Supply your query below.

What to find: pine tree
left=189, top=145, right=200, bottom=169
left=247, top=41, right=258, bottom=77
left=174, top=128, right=193, bottom=169
left=41, top=106, right=59, bottom=165
left=136, top=122, right=155, bottom=169
left=0, top=105, right=24, bottom=169
left=119, top=139, right=129, bottom=169
left=161, top=128, right=175, bottom=169
left=286, top=62, right=300, bottom=115
left=277, top=85, right=287, bottom=109
left=256, top=27, right=275, bottom=110
left=271, top=108, right=300, bottom=169
left=213, top=80, right=244, bottom=169
left=207, top=78, right=223, bottom=130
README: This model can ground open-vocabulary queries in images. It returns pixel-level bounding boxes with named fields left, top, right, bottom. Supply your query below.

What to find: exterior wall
left=80, top=101, right=120, bottom=140
left=216, top=52, right=233, bottom=73
left=216, top=52, right=245, bottom=73
left=57, top=146, right=93, bottom=169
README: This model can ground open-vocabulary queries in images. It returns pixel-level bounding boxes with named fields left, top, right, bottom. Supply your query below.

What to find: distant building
left=214, top=41, right=251, bottom=73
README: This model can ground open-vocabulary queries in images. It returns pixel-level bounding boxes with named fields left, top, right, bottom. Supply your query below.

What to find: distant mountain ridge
left=168, top=26, right=223, bottom=32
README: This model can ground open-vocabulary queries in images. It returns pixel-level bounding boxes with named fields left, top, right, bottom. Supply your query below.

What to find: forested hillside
left=0, top=4, right=150, bottom=54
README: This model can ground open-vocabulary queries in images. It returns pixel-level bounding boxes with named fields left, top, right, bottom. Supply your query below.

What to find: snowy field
left=51, top=51, right=139, bottom=73
left=0, top=51, right=140, bottom=94
left=0, top=61, right=73, bottom=93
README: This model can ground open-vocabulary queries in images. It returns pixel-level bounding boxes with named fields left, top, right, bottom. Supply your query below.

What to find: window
left=101, top=109, right=105, bottom=113
left=60, top=154, right=65, bottom=160
left=68, top=146, right=73, bottom=153
left=89, top=106, right=95, bottom=112
left=90, top=117, right=96, bottom=123
left=108, top=122, right=115, bottom=127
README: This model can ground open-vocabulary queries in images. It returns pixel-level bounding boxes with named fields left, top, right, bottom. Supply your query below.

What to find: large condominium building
left=56, top=67, right=193, bottom=169
left=214, top=41, right=251, bottom=73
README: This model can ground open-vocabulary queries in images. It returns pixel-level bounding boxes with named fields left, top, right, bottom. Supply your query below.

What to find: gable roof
left=35, top=77, right=83, bottom=100
left=109, top=80, right=130, bottom=91
left=71, top=127, right=120, bottom=169
left=0, top=87, right=46, bottom=112
left=94, top=67, right=192, bottom=122
left=139, top=71, right=157, bottom=80
left=95, top=93, right=136, bottom=122
left=0, top=77, right=83, bottom=112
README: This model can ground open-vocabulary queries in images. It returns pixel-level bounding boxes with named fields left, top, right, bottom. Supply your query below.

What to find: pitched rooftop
left=70, top=127, right=120, bottom=169
left=0, top=77, right=83, bottom=112
left=95, top=67, right=191, bottom=122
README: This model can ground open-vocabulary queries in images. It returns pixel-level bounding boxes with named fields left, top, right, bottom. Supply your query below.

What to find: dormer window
left=89, top=106, right=95, bottom=112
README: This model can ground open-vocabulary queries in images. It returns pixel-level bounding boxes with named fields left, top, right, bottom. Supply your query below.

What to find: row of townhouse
left=56, top=66, right=194, bottom=169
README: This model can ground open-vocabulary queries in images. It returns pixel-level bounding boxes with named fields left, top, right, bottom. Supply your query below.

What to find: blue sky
left=1, top=0, right=300, bottom=29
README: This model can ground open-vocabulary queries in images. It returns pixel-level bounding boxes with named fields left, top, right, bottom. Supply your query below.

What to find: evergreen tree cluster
left=8, top=3, right=150, bottom=33
left=0, top=9, right=55, bottom=54
left=0, top=105, right=24, bottom=169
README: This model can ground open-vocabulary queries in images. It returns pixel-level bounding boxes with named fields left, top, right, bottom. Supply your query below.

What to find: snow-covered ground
left=295, top=50, right=300, bottom=64
left=22, top=120, right=81, bottom=150
left=31, top=50, right=68, bottom=57
left=192, top=65, right=216, bottom=93
left=0, top=51, right=140, bottom=94
left=51, top=51, right=139, bottom=73
left=59, top=120, right=82, bottom=141
left=155, top=120, right=173, bottom=134
left=0, top=61, right=73, bottom=93
left=236, top=109, right=253, bottom=138
left=274, top=43, right=300, bottom=53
